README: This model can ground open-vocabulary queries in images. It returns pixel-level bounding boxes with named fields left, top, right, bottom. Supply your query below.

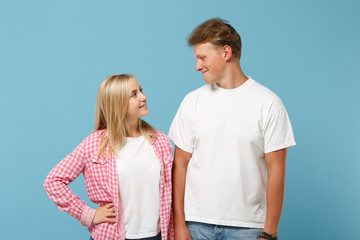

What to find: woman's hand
left=92, top=203, right=117, bottom=225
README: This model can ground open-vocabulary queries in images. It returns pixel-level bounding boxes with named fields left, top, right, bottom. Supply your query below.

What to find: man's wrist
left=174, top=221, right=187, bottom=229
left=258, top=231, right=278, bottom=240
left=262, top=223, right=278, bottom=236
left=173, top=216, right=187, bottom=229
left=262, top=229, right=278, bottom=236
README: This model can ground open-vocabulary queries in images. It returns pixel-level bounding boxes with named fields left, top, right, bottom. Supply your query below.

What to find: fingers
left=107, top=207, right=115, bottom=213
left=105, top=217, right=117, bottom=223
left=93, top=214, right=116, bottom=225
left=107, top=212, right=116, bottom=217
left=102, top=209, right=116, bottom=224
left=104, top=203, right=114, bottom=208
left=105, top=206, right=115, bottom=215
left=93, top=203, right=117, bottom=225
left=103, top=204, right=116, bottom=219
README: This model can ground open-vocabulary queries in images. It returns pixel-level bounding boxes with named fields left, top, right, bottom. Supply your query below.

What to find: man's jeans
left=187, top=221, right=263, bottom=240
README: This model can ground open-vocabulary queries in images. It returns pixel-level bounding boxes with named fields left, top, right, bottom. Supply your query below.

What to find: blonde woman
left=44, top=74, right=173, bottom=240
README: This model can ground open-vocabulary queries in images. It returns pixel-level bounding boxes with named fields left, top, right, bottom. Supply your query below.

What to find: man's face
left=194, top=42, right=226, bottom=84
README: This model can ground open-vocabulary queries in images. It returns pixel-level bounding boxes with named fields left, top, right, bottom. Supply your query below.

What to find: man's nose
left=195, top=60, right=202, bottom=71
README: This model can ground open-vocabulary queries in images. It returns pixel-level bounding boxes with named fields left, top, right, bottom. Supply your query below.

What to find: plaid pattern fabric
left=44, top=130, right=174, bottom=240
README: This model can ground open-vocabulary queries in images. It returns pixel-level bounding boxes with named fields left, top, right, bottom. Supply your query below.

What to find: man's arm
left=261, top=148, right=288, bottom=239
left=172, top=146, right=192, bottom=240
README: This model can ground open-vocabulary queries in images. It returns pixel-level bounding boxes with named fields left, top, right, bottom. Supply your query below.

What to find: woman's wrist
left=80, top=206, right=97, bottom=227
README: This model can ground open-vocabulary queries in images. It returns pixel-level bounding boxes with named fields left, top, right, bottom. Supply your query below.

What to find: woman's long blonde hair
left=94, top=74, right=156, bottom=157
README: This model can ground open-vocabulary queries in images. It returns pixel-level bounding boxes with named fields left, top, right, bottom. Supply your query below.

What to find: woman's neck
left=124, top=120, right=141, bottom=137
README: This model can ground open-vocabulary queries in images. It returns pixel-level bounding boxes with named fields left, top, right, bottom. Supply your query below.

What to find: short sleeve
left=168, top=95, right=194, bottom=153
left=263, top=107, right=296, bottom=153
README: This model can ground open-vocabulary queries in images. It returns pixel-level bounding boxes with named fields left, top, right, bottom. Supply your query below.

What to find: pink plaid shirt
left=44, top=130, right=174, bottom=240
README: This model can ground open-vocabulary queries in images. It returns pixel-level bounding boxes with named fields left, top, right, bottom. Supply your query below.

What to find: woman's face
left=125, top=77, right=149, bottom=122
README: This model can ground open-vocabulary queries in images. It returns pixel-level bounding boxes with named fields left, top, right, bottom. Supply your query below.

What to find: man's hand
left=174, top=225, right=192, bottom=240
left=92, top=203, right=117, bottom=225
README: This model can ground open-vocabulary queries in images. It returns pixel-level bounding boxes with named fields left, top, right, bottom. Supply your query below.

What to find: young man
left=168, top=18, right=296, bottom=240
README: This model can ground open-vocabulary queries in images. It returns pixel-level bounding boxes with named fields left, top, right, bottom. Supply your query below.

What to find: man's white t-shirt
left=116, top=136, right=161, bottom=239
left=168, top=78, right=296, bottom=228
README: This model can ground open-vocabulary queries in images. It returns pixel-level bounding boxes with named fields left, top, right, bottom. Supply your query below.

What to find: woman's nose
left=140, top=92, right=147, bottom=101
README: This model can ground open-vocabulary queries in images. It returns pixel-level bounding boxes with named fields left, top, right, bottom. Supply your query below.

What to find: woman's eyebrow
left=130, top=89, right=137, bottom=94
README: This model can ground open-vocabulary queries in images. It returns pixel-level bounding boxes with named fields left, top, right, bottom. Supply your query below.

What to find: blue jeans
left=187, top=221, right=263, bottom=240
left=90, top=232, right=161, bottom=240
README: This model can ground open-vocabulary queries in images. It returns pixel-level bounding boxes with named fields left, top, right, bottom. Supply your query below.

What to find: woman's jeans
left=90, top=232, right=161, bottom=240
left=187, top=221, right=263, bottom=240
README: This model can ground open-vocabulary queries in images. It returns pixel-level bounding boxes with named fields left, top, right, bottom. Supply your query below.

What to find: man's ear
left=223, top=45, right=233, bottom=61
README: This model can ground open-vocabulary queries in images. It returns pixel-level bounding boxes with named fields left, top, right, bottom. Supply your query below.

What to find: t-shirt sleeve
left=263, top=105, right=296, bottom=154
left=168, top=95, right=194, bottom=153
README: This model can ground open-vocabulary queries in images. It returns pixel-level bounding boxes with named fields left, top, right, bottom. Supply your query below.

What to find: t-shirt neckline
left=211, top=77, right=255, bottom=95
left=126, top=135, right=144, bottom=141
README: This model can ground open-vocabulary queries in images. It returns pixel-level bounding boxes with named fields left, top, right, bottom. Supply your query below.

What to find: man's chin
left=204, top=78, right=214, bottom=84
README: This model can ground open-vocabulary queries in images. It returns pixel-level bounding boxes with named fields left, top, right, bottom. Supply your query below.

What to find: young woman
left=44, top=74, right=173, bottom=240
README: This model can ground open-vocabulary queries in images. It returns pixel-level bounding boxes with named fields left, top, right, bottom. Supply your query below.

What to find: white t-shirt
left=116, top=136, right=161, bottom=239
left=168, top=78, right=296, bottom=228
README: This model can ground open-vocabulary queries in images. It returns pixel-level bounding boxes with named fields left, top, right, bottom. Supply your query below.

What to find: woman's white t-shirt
left=116, top=136, right=160, bottom=239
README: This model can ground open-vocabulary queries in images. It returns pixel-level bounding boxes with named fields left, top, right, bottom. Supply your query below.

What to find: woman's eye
left=140, top=88, right=143, bottom=92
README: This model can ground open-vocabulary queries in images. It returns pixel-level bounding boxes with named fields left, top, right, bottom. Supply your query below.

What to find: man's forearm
left=173, top=162, right=187, bottom=228
left=172, top=146, right=192, bottom=228
left=263, top=171, right=285, bottom=235
left=263, top=149, right=287, bottom=237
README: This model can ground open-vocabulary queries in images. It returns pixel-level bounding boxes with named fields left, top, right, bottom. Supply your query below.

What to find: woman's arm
left=43, top=139, right=96, bottom=227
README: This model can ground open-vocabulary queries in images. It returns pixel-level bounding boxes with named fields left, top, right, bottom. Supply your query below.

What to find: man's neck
left=215, top=62, right=248, bottom=89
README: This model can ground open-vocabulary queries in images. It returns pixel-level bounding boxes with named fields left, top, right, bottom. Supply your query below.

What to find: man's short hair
left=188, top=18, right=242, bottom=59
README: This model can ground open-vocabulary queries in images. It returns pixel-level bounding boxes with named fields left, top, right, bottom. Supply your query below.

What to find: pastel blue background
left=1, top=0, right=359, bottom=239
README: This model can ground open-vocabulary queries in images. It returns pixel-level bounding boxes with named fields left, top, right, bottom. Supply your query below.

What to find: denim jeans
left=90, top=232, right=161, bottom=240
left=186, top=221, right=263, bottom=240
